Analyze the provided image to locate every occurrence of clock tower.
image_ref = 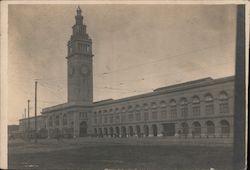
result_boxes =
[67,7,93,104]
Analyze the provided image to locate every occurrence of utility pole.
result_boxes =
[34,81,38,143]
[27,99,30,141]
[24,108,26,132]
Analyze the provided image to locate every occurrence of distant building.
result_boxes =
[8,125,19,133]
[19,115,46,133]
[8,125,20,139]
[20,7,234,142]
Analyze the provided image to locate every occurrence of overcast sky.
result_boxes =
[8,4,236,124]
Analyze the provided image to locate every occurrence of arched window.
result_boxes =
[93,111,97,124]
[180,98,188,117]
[220,120,230,137]
[109,127,114,137]
[160,101,167,119]
[192,121,201,137]
[103,110,108,124]
[109,109,113,124]
[219,91,229,114]
[192,96,200,116]
[136,125,141,137]
[115,108,120,123]
[128,105,134,121]
[170,99,177,119]
[49,116,53,127]
[129,126,134,136]
[121,107,126,122]
[205,93,214,115]
[206,121,215,137]
[152,124,158,136]
[94,128,98,136]
[144,125,149,137]
[63,114,67,126]
[121,126,127,138]
[55,115,59,126]
[143,103,149,121]
[104,128,108,136]
[135,105,141,121]
[98,128,103,137]
[98,111,102,125]
[151,102,158,120]
[115,127,120,137]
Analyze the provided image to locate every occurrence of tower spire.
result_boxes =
[75,6,83,25]
[77,6,82,16]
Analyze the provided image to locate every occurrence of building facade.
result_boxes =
[22,7,234,140]
[19,115,46,133]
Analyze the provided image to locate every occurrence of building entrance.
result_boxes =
[79,121,87,137]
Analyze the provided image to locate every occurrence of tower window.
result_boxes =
[69,46,73,54]
[78,43,84,52]
[87,45,90,52]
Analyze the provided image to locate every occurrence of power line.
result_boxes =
[93,41,235,76]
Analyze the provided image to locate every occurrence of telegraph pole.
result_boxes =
[34,81,38,143]
[24,108,26,132]
[27,99,30,141]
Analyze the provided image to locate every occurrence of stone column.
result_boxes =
[59,113,63,132]
[214,119,221,138]
[157,124,163,137]
[200,120,207,138]
[148,124,153,137]
[74,112,80,138]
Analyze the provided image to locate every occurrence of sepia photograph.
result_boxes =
[0,0,247,170]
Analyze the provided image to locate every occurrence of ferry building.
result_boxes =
[20,7,234,141]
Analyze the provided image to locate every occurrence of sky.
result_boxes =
[8,4,236,125]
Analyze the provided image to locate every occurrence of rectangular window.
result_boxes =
[220,103,229,114]
[152,111,158,120]
[144,112,149,121]
[55,120,59,126]
[104,116,108,124]
[116,115,120,123]
[135,112,141,121]
[121,114,126,122]
[170,107,177,119]
[205,104,214,115]
[98,115,102,124]
[180,107,188,117]
[49,121,53,127]
[128,114,134,121]
[161,110,167,119]
[192,106,200,116]
[110,116,113,124]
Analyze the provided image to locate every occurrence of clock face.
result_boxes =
[80,65,88,75]
[69,66,74,76]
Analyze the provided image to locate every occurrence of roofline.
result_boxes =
[40,75,234,111]
[19,115,44,121]
[41,102,92,113]
[93,75,235,107]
